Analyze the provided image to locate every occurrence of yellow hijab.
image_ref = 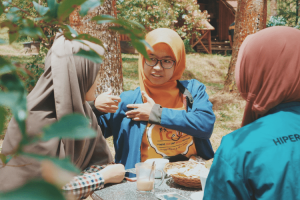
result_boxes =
[138,28,186,108]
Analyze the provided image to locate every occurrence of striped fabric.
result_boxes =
[63,165,106,199]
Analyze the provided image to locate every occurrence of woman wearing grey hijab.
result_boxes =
[0,35,125,197]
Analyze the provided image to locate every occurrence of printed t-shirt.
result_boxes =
[141,95,197,161]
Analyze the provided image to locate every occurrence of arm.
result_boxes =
[62,164,125,199]
[150,81,215,139]
[204,154,251,200]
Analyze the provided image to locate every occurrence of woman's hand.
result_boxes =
[101,164,125,184]
[125,91,155,121]
[95,89,121,113]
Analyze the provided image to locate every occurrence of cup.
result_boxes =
[135,162,164,193]
[200,168,209,193]
[144,158,169,178]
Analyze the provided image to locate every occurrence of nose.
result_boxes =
[153,61,163,70]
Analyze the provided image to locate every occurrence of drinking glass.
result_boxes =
[135,162,164,193]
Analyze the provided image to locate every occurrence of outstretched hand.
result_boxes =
[125,91,155,121]
[95,89,121,113]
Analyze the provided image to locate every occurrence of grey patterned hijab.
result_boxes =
[0,35,113,191]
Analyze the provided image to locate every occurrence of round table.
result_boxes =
[92,177,202,200]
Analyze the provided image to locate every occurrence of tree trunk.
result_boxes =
[224,0,267,92]
[270,0,277,16]
[69,0,123,95]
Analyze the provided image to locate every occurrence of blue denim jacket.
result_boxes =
[97,79,215,170]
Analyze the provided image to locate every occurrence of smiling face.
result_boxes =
[143,43,176,85]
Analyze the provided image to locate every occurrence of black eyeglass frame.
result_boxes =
[144,58,176,69]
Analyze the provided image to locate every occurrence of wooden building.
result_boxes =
[198,0,237,41]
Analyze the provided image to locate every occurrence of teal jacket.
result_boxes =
[204,102,300,200]
[97,79,215,170]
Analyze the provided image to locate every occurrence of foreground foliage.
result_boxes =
[0,0,149,198]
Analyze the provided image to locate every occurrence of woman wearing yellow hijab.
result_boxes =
[94,28,215,169]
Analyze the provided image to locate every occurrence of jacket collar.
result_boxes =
[177,80,194,104]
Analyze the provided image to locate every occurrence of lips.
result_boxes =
[151,74,162,77]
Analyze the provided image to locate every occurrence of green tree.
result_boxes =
[277,0,300,26]
[117,0,208,39]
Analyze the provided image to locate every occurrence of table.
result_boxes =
[190,20,215,54]
[92,177,202,200]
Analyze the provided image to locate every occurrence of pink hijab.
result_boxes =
[235,26,300,127]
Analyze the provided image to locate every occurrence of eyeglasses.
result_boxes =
[145,57,175,69]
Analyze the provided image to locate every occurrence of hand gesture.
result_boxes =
[101,164,125,184]
[125,91,155,121]
[95,89,121,113]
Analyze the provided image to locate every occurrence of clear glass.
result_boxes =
[135,162,164,193]
[145,57,175,69]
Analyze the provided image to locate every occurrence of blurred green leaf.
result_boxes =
[91,14,116,24]
[0,106,7,136]
[9,7,19,12]
[2,1,9,7]
[131,39,150,60]
[22,18,34,27]
[0,39,6,44]
[0,74,27,136]
[79,0,103,16]
[0,57,15,75]
[42,114,96,141]
[58,0,85,21]
[0,2,4,16]
[19,27,45,39]
[23,153,80,174]
[0,180,65,200]
[0,92,27,136]
[0,92,19,107]
[65,25,78,36]
[33,1,49,16]
[47,0,59,18]
[9,31,19,44]
[75,34,103,46]
[1,73,24,92]
[108,26,150,59]
[74,48,103,64]
[6,12,20,23]
[0,153,6,164]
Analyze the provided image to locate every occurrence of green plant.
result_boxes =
[267,16,287,27]
[277,0,299,27]
[0,0,150,198]
[117,0,208,39]
[183,38,195,53]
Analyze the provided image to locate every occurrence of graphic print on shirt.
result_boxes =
[146,124,195,157]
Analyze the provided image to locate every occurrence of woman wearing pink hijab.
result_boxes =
[204,26,300,200]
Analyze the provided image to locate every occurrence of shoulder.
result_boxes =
[179,79,206,95]
[217,112,288,165]
[180,79,205,89]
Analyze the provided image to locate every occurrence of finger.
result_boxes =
[125,110,140,115]
[141,91,155,104]
[109,105,119,110]
[110,96,121,102]
[127,104,142,108]
[132,117,141,121]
